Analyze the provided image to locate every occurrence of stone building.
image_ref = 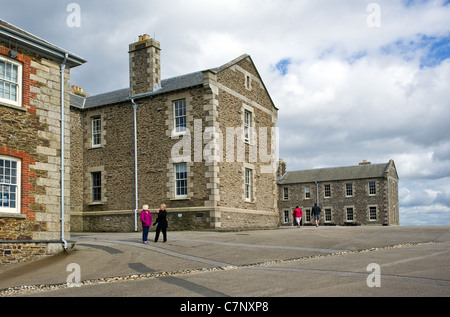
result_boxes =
[70,34,279,232]
[278,160,399,226]
[0,20,85,264]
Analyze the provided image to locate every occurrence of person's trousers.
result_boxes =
[142,226,150,242]
[154,225,167,242]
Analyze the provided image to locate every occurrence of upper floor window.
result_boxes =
[305,186,310,199]
[346,183,353,197]
[0,156,21,213]
[324,184,331,198]
[369,181,376,195]
[283,187,289,200]
[92,117,102,147]
[0,57,22,108]
[174,99,186,134]
[244,110,252,143]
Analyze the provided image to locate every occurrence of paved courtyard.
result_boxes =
[1,226,449,303]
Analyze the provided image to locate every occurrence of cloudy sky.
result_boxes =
[2,0,450,225]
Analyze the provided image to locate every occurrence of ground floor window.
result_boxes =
[346,207,354,221]
[0,156,21,213]
[325,208,332,222]
[369,206,377,221]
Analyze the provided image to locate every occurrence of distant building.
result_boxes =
[278,160,399,226]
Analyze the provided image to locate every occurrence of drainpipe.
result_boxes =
[315,181,319,206]
[60,53,68,250]
[131,99,139,231]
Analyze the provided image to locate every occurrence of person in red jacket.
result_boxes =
[293,206,302,228]
[140,204,152,244]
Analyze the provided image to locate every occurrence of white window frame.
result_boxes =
[369,206,377,221]
[324,184,331,198]
[245,168,253,201]
[283,210,290,223]
[91,171,102,203]
[369,181,376,196]
[0,155,21,214]
[244,110,252,144]
[173,99,187,135]
[175,163,187,198]
[283,187,289,200]
[346,207,354,222]
[305,186,310,199]
[346,183,353,197]
[91,116,102,147]
[324,208,332,222]
[0,56,22,108]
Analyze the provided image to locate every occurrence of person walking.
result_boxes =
[154,203,168,242]
[140,204,152,244]
[293,206,302,228]
[312,203,321,227]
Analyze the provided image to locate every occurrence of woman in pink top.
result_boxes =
[140,204,152,243]
[293,206,302,228]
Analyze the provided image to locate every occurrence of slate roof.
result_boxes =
[70,54,277,111]
[69,55,248,110]
[278,161,395,184]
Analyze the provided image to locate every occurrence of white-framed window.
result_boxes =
[324,184,331,198]
[91,117,102,147]
[283,187,289,200]
[346,183,353,197]
[245,168,253,201]
[369,181,376,195]
[174,99,187,134]
[91,172,102,202]
[305,186,310,199]
[325,208,332,222]
[304,208,311,223]
[0,56,22,108]
[346,207,354,222]
[175,163,187,198]
[244,110,252,143]
[283,210,290,223]
[369,206,377,221]
[0,156,21,213]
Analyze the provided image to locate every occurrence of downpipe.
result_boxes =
[132,99,139,232]
[60,53,68,250]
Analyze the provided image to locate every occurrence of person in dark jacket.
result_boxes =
[312,203,321,227]
[154,203,168,242]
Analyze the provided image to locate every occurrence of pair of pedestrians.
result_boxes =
[140,204,168,243]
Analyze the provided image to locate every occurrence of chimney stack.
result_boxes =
[129,34,161,96]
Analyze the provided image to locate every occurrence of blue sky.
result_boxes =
[2,0,450,225]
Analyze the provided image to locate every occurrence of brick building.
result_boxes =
[0,20,85,263]
[70,35,279,232]
[278,160,399,226]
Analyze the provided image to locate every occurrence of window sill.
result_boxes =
[0,212,26,219]
[171,197,190,201]
[0,102,26,112]
[88,202,105,206]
